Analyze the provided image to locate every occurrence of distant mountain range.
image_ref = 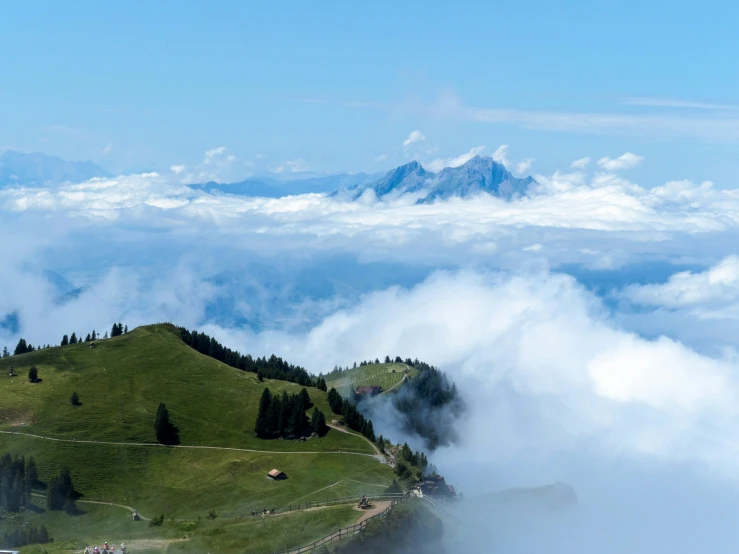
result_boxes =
[334,156,535,203]
[189,172,381,198]
[0,150,535,204]
[0,150,110,187]
[192,156,535,203]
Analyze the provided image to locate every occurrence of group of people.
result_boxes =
[251,507,275,517]
[84,542,126,554]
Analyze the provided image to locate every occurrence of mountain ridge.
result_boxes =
[0,150,110,187]
[335,155,535,203]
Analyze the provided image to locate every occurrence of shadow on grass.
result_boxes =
[26,502,46,513]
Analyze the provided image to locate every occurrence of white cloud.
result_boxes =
[215,269,739,477]
[516,158,534,174]
[492,144,509,168]
[403,130,426,150]
[272,158,311,174]
[101,142,113,155]
[171,147,244,183]
[571,156,591,169]
[523,243,543,252]
[598,152,644,171]
[426,146,485,172]
[619,97,739,111]
[374,154,387,162]
[625,256,739,315]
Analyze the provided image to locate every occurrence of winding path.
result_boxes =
[0,429,380,460]
[30,492,151,521]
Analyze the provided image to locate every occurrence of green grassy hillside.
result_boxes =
[324,363,417,396]
[0,324,369,453]
[0,325,396,553]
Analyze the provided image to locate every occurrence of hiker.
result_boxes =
[252,509,256,516]
[120,544,127,554]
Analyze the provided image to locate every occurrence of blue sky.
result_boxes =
[3,0,739,185]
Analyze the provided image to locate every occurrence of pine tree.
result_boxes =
[299,388,312,409]
[311,407,327,436]
[104,331,108,339]
[385,355,391,363]
[61,334,69,346]
[2,346,8,357]
[26,457,38,489]
[13,338,28,355]
[91,330,97,340]
[154,403,179,445]
[85,333,91,342]
[124,325,128,334]
[254,388,272,438]
[69,332,77,344]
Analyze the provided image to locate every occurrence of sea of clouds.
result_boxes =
[4,154,739,551]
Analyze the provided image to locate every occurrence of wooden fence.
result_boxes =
[273,493,411,554]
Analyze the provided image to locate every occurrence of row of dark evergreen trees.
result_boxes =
[177,327,312,386]
[327,388,375,442]
[61,323,127,346]
[255,388,327,439]
[2,526,52,549]
[2,322,129,358]
[46,467,81,513]
[0,454,37,512]
[324,356,421,375]
[0,454,79,515]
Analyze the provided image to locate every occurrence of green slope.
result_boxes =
[324,363,417,396]
[0,324,395,552]
[0,324,369,453]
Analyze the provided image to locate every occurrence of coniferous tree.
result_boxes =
[26,457,38,489]
[154,403,180,445]
[124,325,128,334]
[385,355,391,363]
[327,388,343,414]
[91,330,97,340]
[69,332,77,344]
[2,346,8,357]
[28,366,38,382]
[85,333,91,342]
[104,331,108,339]
[254,388,272,438]
[61,334,69,346]
[310,407,328,436]
[299,388,313,409]
[14,338,28,355]
[46,467,79,511]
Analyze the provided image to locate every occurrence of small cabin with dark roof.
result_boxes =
[267,469,287,480]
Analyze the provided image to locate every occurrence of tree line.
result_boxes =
[2,526,52,549]
[0,454,37,512]
[327,388,375,442]
[3,322,129,357]
[255,388,327,439]
[0,453,79,515]
[323,356,421,376]
[177,327,312,386]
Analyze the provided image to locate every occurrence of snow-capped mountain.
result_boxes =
[336,156,535,203]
